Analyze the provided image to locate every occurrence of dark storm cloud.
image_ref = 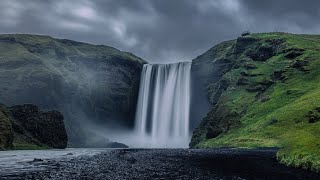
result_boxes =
[240,0,320,33]
[0,0,319,63]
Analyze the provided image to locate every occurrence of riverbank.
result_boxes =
[1,148,318,179]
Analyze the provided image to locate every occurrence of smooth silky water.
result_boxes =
[134,62,192,148]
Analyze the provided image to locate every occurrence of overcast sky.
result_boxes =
[0,0,319,63]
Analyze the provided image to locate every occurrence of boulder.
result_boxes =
[107,142,129,148]
[9,104,68,149]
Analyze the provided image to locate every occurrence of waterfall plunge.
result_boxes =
[134,62,191,148]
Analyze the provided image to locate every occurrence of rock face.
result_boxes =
[9,104,68,149]
[190,40,235,130]
[0,34,146,146]
[0,104,67,150]
[190,32,320,171]
[107,142,129,148]
[0,105,14,150]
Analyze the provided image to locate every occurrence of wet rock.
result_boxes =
[241,31,251,37]
[32,158,44,162]
[9,104,68,149]
[107,142,129,148]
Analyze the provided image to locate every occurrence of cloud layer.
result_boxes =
[0,0,319,63]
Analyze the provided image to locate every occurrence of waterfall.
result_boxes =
[134,62,191,148]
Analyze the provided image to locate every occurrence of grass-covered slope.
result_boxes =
[0,34,146,147]
[190,33,320,171]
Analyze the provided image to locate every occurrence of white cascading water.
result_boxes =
[134,62,191,148]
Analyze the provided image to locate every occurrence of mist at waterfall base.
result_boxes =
[84,62,192,148]
[67,61,194,149]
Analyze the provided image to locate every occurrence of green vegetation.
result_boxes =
[191,33,320,171]
[0,34,146,147]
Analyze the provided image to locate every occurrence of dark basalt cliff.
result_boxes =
[0,104,67,149]
[0,34,146,146]
[190,33,320,171]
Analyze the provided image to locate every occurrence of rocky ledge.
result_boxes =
[0,104,68,150]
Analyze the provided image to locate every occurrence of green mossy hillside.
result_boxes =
[0,34,146,147]
[190,33,320,171]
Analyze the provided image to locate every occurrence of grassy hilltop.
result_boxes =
[191,32,320,171]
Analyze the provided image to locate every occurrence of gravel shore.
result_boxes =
[1,148,319,180]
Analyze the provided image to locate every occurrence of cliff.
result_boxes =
[0,34,146,146]
[190,33,320,171]
[0,104,67,150]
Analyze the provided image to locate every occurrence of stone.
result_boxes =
[32,158,44,162]
[107,142,129,148]
[9,104,68,149]
[241,31,251,37]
